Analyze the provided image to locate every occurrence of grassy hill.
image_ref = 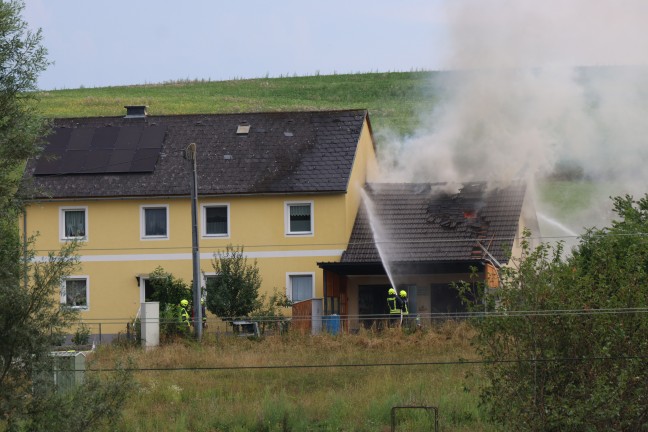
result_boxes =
[36,71,438,138]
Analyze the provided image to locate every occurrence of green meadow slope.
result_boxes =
[36,71,438,138]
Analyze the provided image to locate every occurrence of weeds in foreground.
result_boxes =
[87,322,495,431]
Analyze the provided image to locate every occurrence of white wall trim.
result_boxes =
[59,206,88,242]
[61,275,90,311]
[34,249,344,263]
[138,275,149,303]
[200,203,230,238]
[284,200,314,237]
[140,204,170,240]
[286,271,315,301]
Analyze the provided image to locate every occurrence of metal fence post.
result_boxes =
[391,405,439,432]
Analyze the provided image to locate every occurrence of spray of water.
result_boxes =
[537,212,578,238]
[360,188,397,288]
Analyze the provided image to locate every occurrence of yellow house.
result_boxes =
[22,107,378,339]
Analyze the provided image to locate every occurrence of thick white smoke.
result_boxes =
[378,0,648,239]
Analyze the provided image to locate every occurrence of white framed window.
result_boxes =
[59,206,88,240]
[140,205,169,239]
[285,201,313,236]
[61,276,89,310]
[203,273,219,300]
[287,273,314,302]
[201,204,229,237]
[137,275,154,303]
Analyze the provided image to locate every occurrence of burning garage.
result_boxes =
[317,181,539,331]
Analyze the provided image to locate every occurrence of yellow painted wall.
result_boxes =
[344,118,379,243]
[23,122,379,335]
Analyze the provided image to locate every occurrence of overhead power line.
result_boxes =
[86,355,648,373]
[25,229,648,256]
[76,307,648,323]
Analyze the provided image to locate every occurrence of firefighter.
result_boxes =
[386,287,403,328]
[200,298,207,328]
[178,299,190,333]
[399,290,409,328]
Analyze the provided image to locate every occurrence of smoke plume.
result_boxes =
[378,0,648,240]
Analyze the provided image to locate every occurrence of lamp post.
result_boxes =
[185,143,202,340]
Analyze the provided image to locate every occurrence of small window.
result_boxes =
[141,205,168,239]
[286,202,313,235]
[61,277,89,309]
[60,207,87,240]
[204,274,220,304]
[144,279,156,302]
[137,276,154,303]
[204,274,220,293]
[288,274,313,302]
[202,205,229,237]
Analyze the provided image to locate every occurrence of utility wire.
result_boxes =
[85,355,648,373]
[27,231,648,255]
[77,307,648,322]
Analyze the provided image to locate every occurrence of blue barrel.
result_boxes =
[324,314,340,335]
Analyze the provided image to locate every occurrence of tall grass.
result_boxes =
[89,322,496,431]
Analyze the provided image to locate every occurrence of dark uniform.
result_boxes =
[399,290,409,328]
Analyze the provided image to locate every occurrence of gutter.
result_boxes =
[24,190,349,204]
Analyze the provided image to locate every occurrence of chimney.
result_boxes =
[124,105,148,118]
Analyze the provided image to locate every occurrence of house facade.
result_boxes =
[22,107,378,339]
[318,181,539,331]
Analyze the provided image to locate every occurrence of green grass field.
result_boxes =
[90,323,496,432]
[35,71,438,139]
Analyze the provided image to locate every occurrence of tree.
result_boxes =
[147,266,192,338]
[249,289,293,334]
[0,219,136,430]
[148,266,192,310]
[0,2,134,429]
[0,0,49,212]
[458,196,648,431]
[206,245,262,320]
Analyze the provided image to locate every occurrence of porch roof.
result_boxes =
[317,260,484,276]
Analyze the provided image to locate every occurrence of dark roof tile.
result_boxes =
[24,110,369,199]
[342,182,526,265]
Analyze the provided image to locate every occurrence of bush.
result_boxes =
[206,245,262,320]
[71,323,91,346]
[457,195,648,431]
[250,289,293,335]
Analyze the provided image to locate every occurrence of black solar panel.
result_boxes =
[68,128,94,150]
[92,127,119,150]
[34,125,165,175]
[82,150,107,173]
[131,148,162,172]
[108,149,135,173]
